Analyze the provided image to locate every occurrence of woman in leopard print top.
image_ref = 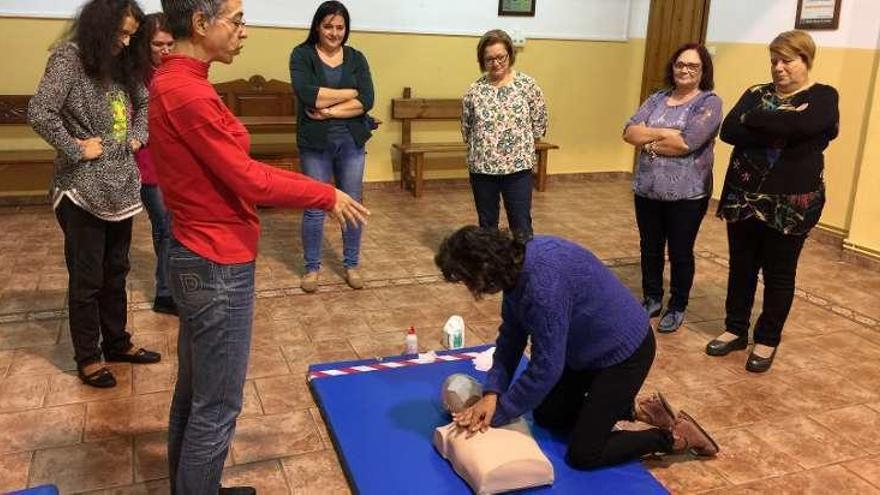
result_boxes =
[27,0,161,388]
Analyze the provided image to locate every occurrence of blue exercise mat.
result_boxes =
[308,345,667,494]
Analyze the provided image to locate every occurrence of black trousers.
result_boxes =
[634,195,709,311]
[725,218,807,347]
[470,170,533,240]
[55,197,133,366]
[533,331,673,469]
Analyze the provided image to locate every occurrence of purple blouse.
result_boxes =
[625,90,722,201]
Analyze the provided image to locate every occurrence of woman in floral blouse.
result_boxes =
[462,29,547,240]
[705,31,839,373]
[624,44,722,333]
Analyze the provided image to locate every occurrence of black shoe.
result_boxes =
[77,366,117,388]
[746,346,778,373]
[642,298,663,318]
[105,347,162,364]
[219,487,256,495]
[705,334,749,356]
[153,295,178,316]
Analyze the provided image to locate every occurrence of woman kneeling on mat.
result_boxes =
[435,226,718,468]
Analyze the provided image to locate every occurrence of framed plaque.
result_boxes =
[498,0,536,17]
[795,0,842,30]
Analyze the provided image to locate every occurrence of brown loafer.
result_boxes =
[637,392,677,430]
[673,410,720,457]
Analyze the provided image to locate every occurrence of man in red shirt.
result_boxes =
[153,1,368,493]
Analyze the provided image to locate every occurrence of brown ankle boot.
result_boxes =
[301,271,319,293]
[672,410,719,457]
[637,392,676,430]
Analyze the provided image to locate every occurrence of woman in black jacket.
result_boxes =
[290,0,374,292]
[705,30,839,372]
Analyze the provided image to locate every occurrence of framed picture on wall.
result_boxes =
[498,0,536,17]
[795,0,842,30]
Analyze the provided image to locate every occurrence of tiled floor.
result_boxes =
[1,177,879,494]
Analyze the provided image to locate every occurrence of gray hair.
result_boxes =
[161,0,225,39]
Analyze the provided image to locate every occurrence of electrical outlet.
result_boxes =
[510,29,527,47]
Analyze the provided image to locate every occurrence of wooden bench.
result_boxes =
[214,75,299,171]
[391,87,558,198]
[0,76,301,202]
[0,95,53,203]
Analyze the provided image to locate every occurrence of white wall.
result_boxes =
[0,0,638,41]
[707,0,880,49]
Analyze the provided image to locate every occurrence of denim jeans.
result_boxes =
[725,218,807,347]
[299,133,365,272]
[55,196,134,366]
[140,185,172,298]
[633,195,709,311]
[470,169,533,240]
[167,238,255,494]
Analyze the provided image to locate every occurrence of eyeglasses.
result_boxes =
[220,15,247,30]
[673,62,702,73]
[484,53,509,66]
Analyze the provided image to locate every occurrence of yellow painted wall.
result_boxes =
[0,17,647,183]
[708,42,878,233]
[845,50,880,256]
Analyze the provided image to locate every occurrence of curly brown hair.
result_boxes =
[67,0,150,87]
[435,226,526,299]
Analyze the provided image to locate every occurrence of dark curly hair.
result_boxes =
[67,0,150,87]
[435,226,526,298]
[663,43,714,91]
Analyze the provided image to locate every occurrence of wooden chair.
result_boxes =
[391,87,558,198]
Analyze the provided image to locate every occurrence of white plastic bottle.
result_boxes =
[404,325,418,355]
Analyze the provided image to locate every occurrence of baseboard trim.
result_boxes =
[842,241,880,272]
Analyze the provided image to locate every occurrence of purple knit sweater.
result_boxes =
[485,236,649,426]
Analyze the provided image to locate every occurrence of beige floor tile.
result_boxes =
[702,428,802,485]
[0,374,50,413]
[0,451,32,493]
[85,392,171,440]
[0,319,61,350]
[254,374,314,415]
[281,449,351,495]
[746,415,865,469]
[29,437,133,493]
[231,410,323,464]
[0,404,85,455]
[810,405,880,450]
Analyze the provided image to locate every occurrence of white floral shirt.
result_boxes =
[461,71,548,175]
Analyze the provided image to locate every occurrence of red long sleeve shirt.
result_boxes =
[148,55,335,264]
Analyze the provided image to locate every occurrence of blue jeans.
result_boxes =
[470,169,534,240]
[140,185,172,298]
[299,133,365,272]
[167,238,255,494]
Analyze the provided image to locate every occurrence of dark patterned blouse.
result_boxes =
[717,83,839,235]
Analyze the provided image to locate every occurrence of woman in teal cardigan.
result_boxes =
[290,0,374,292]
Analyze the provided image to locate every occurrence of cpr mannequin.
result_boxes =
[434,374,554,494]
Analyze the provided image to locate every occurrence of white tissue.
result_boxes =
[473,347,496,372]
[417,351,438,363]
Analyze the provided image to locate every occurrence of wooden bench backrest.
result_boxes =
[0,95,30,125]
[2,74,295,125]
[213,75,296,117]
[391,87,463,145]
